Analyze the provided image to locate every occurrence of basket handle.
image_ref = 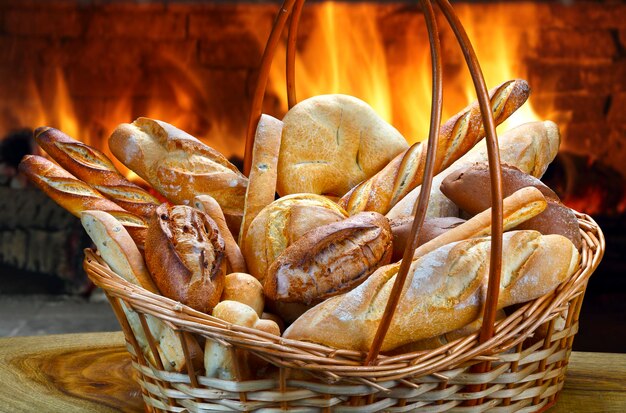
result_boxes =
[244,0,504,366]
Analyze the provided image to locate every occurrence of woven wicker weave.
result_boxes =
[84,212,603,412]
[84,0,606,410]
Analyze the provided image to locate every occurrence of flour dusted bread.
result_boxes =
[284,230,579,352]
[277,94,408,197]
[145,204,226,313]
[264,212,393,305]
[242,193,348,283]
[108,117,247,223]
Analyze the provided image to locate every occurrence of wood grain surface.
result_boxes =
[0,332,624,412]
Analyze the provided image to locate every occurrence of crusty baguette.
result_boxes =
[194,194,247,273]
[18,155,148,247]
[264,211,393,305]
[390,217,466,262]
[35,127,159,221]
[339,79,530,215]
[239,114,283,245]
[145,204,226,314]
[284,230,579,351]
[242,194,348,283]
[386,120,561,221]
[80,210,200,372]
[441,162,582,250]
[108,117,247,221]
[277,94,409,197]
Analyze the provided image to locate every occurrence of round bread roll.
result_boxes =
[242,193,348,283]
[145,204,226,313]
[390,216,466,262]
[264,211,393,305]
[221,273,264,317]
[440,162,582,250]
[277,94,408,197]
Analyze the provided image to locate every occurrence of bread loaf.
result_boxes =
[205,301,280,380]
[80,210,201,372]
[390,217,466,262]
[18,155,148,247]
[277,94,409,197]
[386,120,561,221]
[221,272,264,317]
[239,114,282,245]
[35,127,159,221]
[264,212,393,305]
[145,204,226,313]
[284,230,579,351]
[339,79,530,215]
[108,117,247,224]
[242,194,348,283]
[441,162,582,250]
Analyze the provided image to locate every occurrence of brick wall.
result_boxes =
[1,0,625,175]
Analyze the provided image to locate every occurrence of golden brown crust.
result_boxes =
[242,194,348,283]
[221,273,264,317]
[390,217,466,262]
[18,155,148,247]
[145,204,226,313]
[35,127,159,221]
[441,162,582,250]
[284,231,579,352]
[109,117,247,214]
[339,79,530,215]
[239,114,283,245]
[264,212,393,305]
[277,94,408,197]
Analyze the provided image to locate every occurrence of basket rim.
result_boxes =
[84,211,604,382]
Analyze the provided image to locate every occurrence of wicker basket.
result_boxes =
[84,0,606,411]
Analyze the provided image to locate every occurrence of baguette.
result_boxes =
[18,155,148,247]
[108,117,248,223]
[390,217,465,262]
[80,210,201,372]
[386,120,561,221]
[284,230,579,351]
[239,114,283,245]
[35,127,159,221]
[339,79,530,215]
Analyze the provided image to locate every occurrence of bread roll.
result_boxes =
[205,301,279,380]
[239,114,282,245]
[221,273,264,317]
[284,230,579,352]
[80,210,200,372]
[242,194,348,283]
[145,204,226,313]
[108,117,247,222]
[18,155,148,247]
[339,79,530,215]
[35,127,159,221]
[440,162,582,250]
[264,212,393,305]
[277,94,408,197]
[386,120,561,221]
[390,217,466,262]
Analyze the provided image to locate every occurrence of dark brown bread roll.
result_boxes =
[263,211,393,305]
[390,216,466,262]
[145,204,226,313]
[440,162,582,250]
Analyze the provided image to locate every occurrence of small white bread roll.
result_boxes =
[205,301,280,380]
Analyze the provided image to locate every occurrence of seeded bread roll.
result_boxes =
[277,94,408,197]
[440,162,582,250]
[109,117,247,227]
[242,194,348,283]
[18,155,148,247]
[145,204,226,314]
[264,212,393,305]
[35,126,159,221]
[284,230,579,352]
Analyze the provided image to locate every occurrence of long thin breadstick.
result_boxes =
[413,186,547,259]
[194,195,247,274]
[339,79,530,215]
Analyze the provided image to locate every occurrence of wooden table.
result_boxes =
[0,332,624,412]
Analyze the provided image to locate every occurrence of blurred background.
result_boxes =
[0,0,624,352]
